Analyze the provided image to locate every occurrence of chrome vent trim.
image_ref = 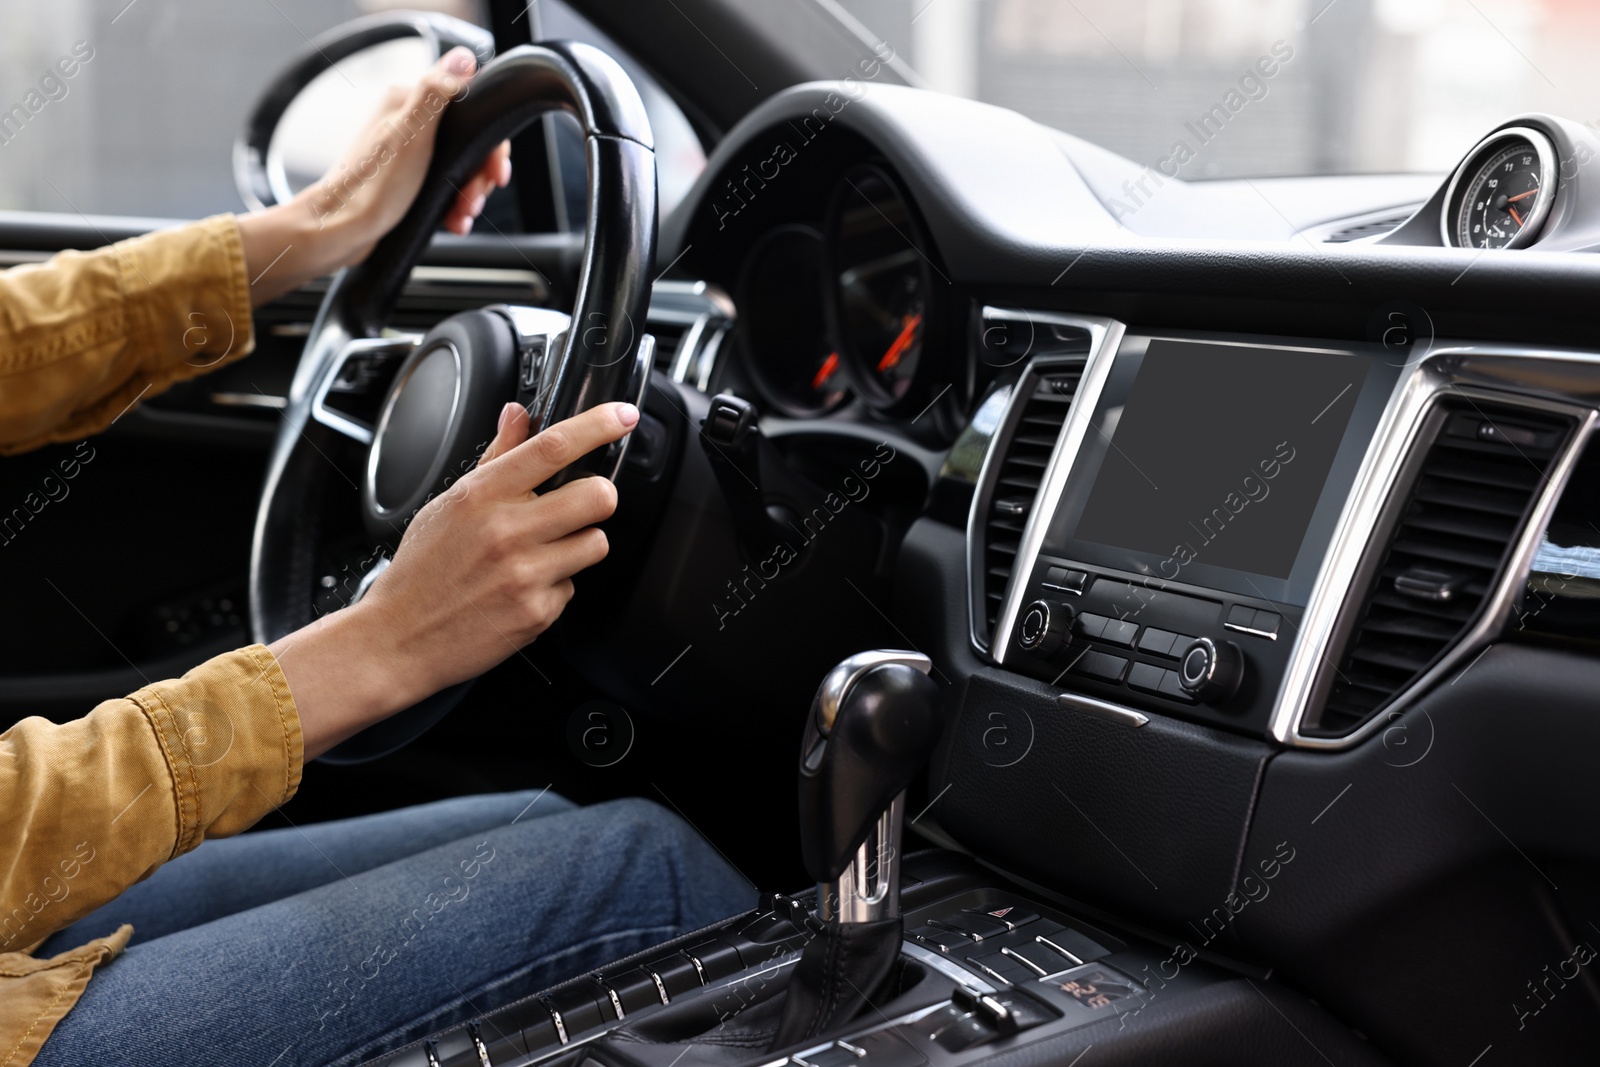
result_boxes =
[1274,352,1596,750]
[646,280,735,388]
[1308,399,1576,737]
[968,310,1124,659]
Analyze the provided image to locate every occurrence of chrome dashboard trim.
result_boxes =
[986,312,1126,663]
[1276,357,1595,749]
[1056,692,1149,728]
[963,379,1015,655]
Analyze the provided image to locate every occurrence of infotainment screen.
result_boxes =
[1043,336,1396,605]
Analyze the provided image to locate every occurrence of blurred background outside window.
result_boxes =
[839,0,1600,177]
[0,0,704,222]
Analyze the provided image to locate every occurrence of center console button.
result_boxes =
[963,904,1038,931]
[1100,618,1139,647]
[1176,637,1243,704]
[1073,612,1109,640]
[909,924,974,952]
[1127,662,1167,695]
[929,912,1010,941]
[1017,599,1072,656]
[1068,649,1128,683]
[1136,628,1180,657]
[682,938,745,982]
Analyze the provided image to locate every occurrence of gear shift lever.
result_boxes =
[772,650,942,1049]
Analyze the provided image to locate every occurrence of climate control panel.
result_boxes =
[1005,556,1298,736]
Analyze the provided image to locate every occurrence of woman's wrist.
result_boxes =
[236,195,369,307]
[269,600,427,758]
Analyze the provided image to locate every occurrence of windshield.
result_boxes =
[834,0,1600,179]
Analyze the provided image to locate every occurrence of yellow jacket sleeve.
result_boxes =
[0,214,256,456]
[0,646,304,1066]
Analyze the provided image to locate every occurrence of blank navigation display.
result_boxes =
[1073,340,1369,581]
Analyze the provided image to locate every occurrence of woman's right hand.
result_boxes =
[270,401,637,757]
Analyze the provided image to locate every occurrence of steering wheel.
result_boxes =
[250,42,658,763]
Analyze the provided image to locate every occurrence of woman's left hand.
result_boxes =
[237,46,511,305]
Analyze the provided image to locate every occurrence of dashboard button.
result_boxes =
[1156,670,1197,704]
[1073,612,1109,639]
[1017,599,1072,656]
[967,951,1035,986]
[1069,650,1128,683]
[1226,604,1255,629]
[1177,637,1243,704]
[1127,662,1166,695]
[910,925,974,952]
[932,913,1011,941]
[1136,628,1179,656]
[1100,619,1139,647]
[1250,610,1281,636]
[964,905,1038,931]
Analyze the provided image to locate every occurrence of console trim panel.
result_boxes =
[975,317,1600,750]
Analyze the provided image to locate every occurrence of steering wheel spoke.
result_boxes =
[310,335,422,445]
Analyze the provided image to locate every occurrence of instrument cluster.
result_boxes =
[733,164,945,420]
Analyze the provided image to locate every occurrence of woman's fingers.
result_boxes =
[482,403,639,494]
[536,526,613,581]
[445,140,512,234]
[477,402,530,468]
[524,473,620,543]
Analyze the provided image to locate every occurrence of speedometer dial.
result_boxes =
[1443,128,1557,250]
[738,226,849,417]
[828,165,939,412]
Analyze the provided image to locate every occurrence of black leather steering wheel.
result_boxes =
[250,41,657,763]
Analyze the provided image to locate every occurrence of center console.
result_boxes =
[998,334,1402,736]
[366,852,1383,1067]
[365,648,1389,1067]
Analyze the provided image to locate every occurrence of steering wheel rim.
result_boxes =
[249,41,658,762]
[234,10,495,212]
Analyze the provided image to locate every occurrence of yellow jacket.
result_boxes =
[0,216,304,1066]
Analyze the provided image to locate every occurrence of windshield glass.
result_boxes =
[834,0,1600,178]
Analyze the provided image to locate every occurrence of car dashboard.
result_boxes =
[633,80,1600,1064]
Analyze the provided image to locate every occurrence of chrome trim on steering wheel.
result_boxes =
[309,335,421,445]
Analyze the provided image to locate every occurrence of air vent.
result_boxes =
[1310,400,1573,736]
[976,361,1084,646]
[645,281,735,387]
[1323,209,1415,243]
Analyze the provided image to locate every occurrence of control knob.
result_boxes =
[1017,599,1072,657]
[1177,637,1242,704]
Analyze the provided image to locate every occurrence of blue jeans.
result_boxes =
[33,790,754,1067]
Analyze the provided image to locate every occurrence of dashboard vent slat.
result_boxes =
[977,363,1083,644]
[1312,400,1573,736]
[1323,209,1416,243]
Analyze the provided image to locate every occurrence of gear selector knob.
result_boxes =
[797,650,941,919]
